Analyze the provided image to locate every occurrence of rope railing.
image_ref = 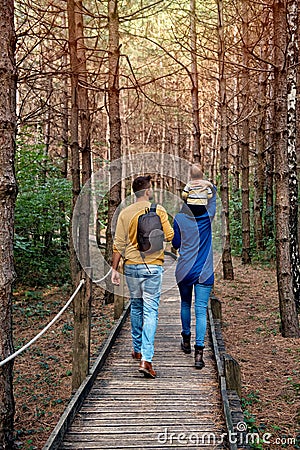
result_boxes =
[0,279,85,368]
[93,267,112,284]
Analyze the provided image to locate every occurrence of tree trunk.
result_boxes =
[232,68,240,195]
[273,0,300,337]
[254,66,267,251]
[211,88,219,183]
[232,50,241,224]
[240,0,251,264]
[59,32,69,251]
[190,0,201,163]
[76,0,92,269]
[287,0,300,310]
[104,0,122,304]
[217,0,234,280]
[174,85,182,196]
[0,0,17,447]
[61,15,69,182]
[160,103,166,204]
[67,0,81,287]
[67,0,93,389]
[265,73,275,240]
[297,6,300,248]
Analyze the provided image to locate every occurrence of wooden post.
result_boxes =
[224,354,241,398]
[72,268,92,392]
[114,262,125,320]
[210,294,222,321]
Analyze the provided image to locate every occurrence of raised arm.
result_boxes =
[206,185,217,218]
[172,218,181,250]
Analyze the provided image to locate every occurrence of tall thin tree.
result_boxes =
[0,0,17,447]
[67,0,93,390]
[104,0,122,303]
[76,0,92,269]
[287,0,300,310]
[190,0,201,163]
[253,38,268,252]
[265,71,275,240]
[273,0,300,337]
[240,0,251,264]
[67,0,81,285]
[217,0,234,280]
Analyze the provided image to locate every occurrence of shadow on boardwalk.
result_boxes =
[59,256,226,449]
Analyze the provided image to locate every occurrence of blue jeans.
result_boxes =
[178,282,213,347]
[124,264,163,362]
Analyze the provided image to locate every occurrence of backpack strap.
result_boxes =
[141,203,158,274]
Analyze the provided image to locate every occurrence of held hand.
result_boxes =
[111,268,120,286]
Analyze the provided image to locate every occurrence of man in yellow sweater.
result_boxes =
[111,175,174,378]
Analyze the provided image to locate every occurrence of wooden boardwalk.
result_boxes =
[59,256,226,449]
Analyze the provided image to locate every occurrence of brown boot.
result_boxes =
[181,332,191,354]
[195,345,205,369]
[131,350,142,360]
[139,360,157,378]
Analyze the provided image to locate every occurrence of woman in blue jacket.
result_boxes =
[172,186,216,369]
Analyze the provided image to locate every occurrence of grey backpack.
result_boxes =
[137,204,164,254]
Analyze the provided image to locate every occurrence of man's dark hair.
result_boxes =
[132,175,151,198]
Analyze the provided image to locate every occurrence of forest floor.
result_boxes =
[12,258,299,449]
[214,258,300,449]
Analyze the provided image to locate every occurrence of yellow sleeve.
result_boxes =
[113,211,127,255]
[158,206,174,242]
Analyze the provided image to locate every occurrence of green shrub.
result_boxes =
[14,130,72,286]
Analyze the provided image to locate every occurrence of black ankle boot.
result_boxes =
[194,345,205,369]
[181,332,191,354]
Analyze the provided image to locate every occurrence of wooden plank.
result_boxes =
[68,419,215,426]
[66,426,222,434]
[210,294,222,321]
[224,354,242,398]
[61,444,224,450]
[208,301,224,377]
[61,428,225,447]
[78,408,222,415]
